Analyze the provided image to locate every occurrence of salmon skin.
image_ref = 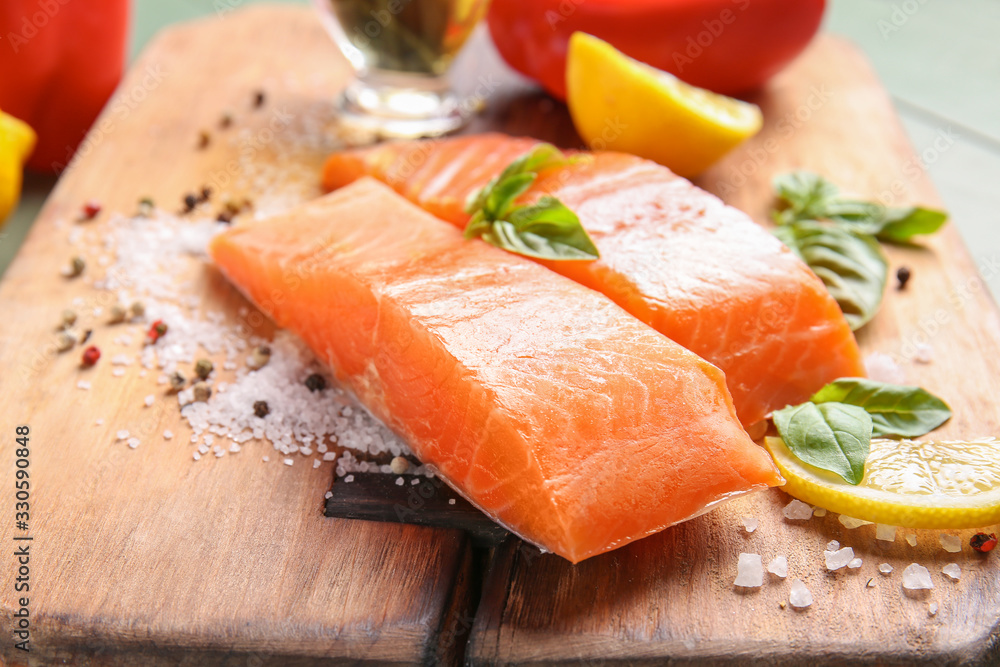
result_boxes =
[322,134,866,427]
[210,178,783,563]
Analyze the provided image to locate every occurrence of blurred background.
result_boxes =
[3,0,998,297]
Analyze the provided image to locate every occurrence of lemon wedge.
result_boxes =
[0,110,36,225]
[764,436,1000,529]
[566,32,762,179]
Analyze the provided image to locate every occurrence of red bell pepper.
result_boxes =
[0,0,129,172]
[487,0,826,100]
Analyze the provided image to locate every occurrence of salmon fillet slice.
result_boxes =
[209,178,783,563]
[322,134,866,427]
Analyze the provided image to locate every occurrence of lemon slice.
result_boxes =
[0,110,36,224]
[764,436,1000,528]
[566,32,762,179]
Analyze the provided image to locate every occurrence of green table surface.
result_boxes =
[4,0,999,299]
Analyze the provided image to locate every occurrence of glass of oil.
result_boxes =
[315,0,490,138]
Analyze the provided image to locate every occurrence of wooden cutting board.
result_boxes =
[1,6,998,666]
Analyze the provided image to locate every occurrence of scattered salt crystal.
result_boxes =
[322,452,336,461]
[825,547,855,571]
[742,517,759,533]
[734,553,764,588]
[95,418,104,425]
[879,563,893,574]
[214,449,225,458]
[839,515,873,529]
[262,456,269,462]
[157,374,169,385]
[928,602,938,616]
[864,352,906,384]
[283,458,293,466]
[344,474,355,483]
[448,498,456,505]
[116,430,130,441]
[848,557,863,569]
[139,370,147,377]
[867,578,876,588]
[144,394,155,407]
[229,443,241,453]
[913,343,934,364]
[395,477,404,486]
[876,524,897,542]
[126,437,140,449]
[198,444,209,454]
[812,507,827,517]
[312,459,320,468]
[411,478,420,485]
[77,380,91,390]
[193,452,201,461]
[826,540,840,551]
[940,534,962,553]
[111,354,132,365]
[112,368,126,377]
[163,430,173,440]
[902,563,934,590]
[783,499,813,520]
[905,534,918,547]
[767,555,788,578]
[324,491,333,499]
[942,563,961,581]
[788,579,812,608]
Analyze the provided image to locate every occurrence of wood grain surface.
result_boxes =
[0,7,477,666]
[1,5,999,666]
[467,36,1000,667]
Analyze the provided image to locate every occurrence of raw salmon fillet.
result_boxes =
[210,178,783,563]
[322,134,866,427]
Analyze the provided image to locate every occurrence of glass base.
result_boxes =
[336,76,467,140]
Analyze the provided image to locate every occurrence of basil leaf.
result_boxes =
[774,221,888,330]
[463,145,600,262]
[875,206,948,243]
[484,219,600,261]
[772,171,840,225]
[485,172,536,220]
[465,143,567,215]
[810,377,951,438]
[773,402,873,485]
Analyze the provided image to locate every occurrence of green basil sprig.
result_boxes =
[772,378,952,485]
[772,171,948,243]
[463,144,600,261]
[773,402,872,485]
[810,377,951,438]
[774,221,887,330]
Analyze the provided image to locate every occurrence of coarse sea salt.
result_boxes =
[905,534,918,547]
[902,563,934,590]
[848,557,863,569]
[879,563,894,574]
[77,380,91,390]
[767,555,788,578]
[734,553,763,588]
[742,517,758,533]
[942,563,961,581]
[876,524,897,542]
[838,515,873,529]
[812,507,827,517]
[144,394,155,407]
[940,534,962,553]
[788,579,812,608]
[826,540,840,552]
[116,430,130,441]
[864,352,906,384]
[163,430,173,440]
[783,499,813,521]
[928,602,938,616]
[825,547,855,571]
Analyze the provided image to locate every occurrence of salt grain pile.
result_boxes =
[73,207,427,478]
